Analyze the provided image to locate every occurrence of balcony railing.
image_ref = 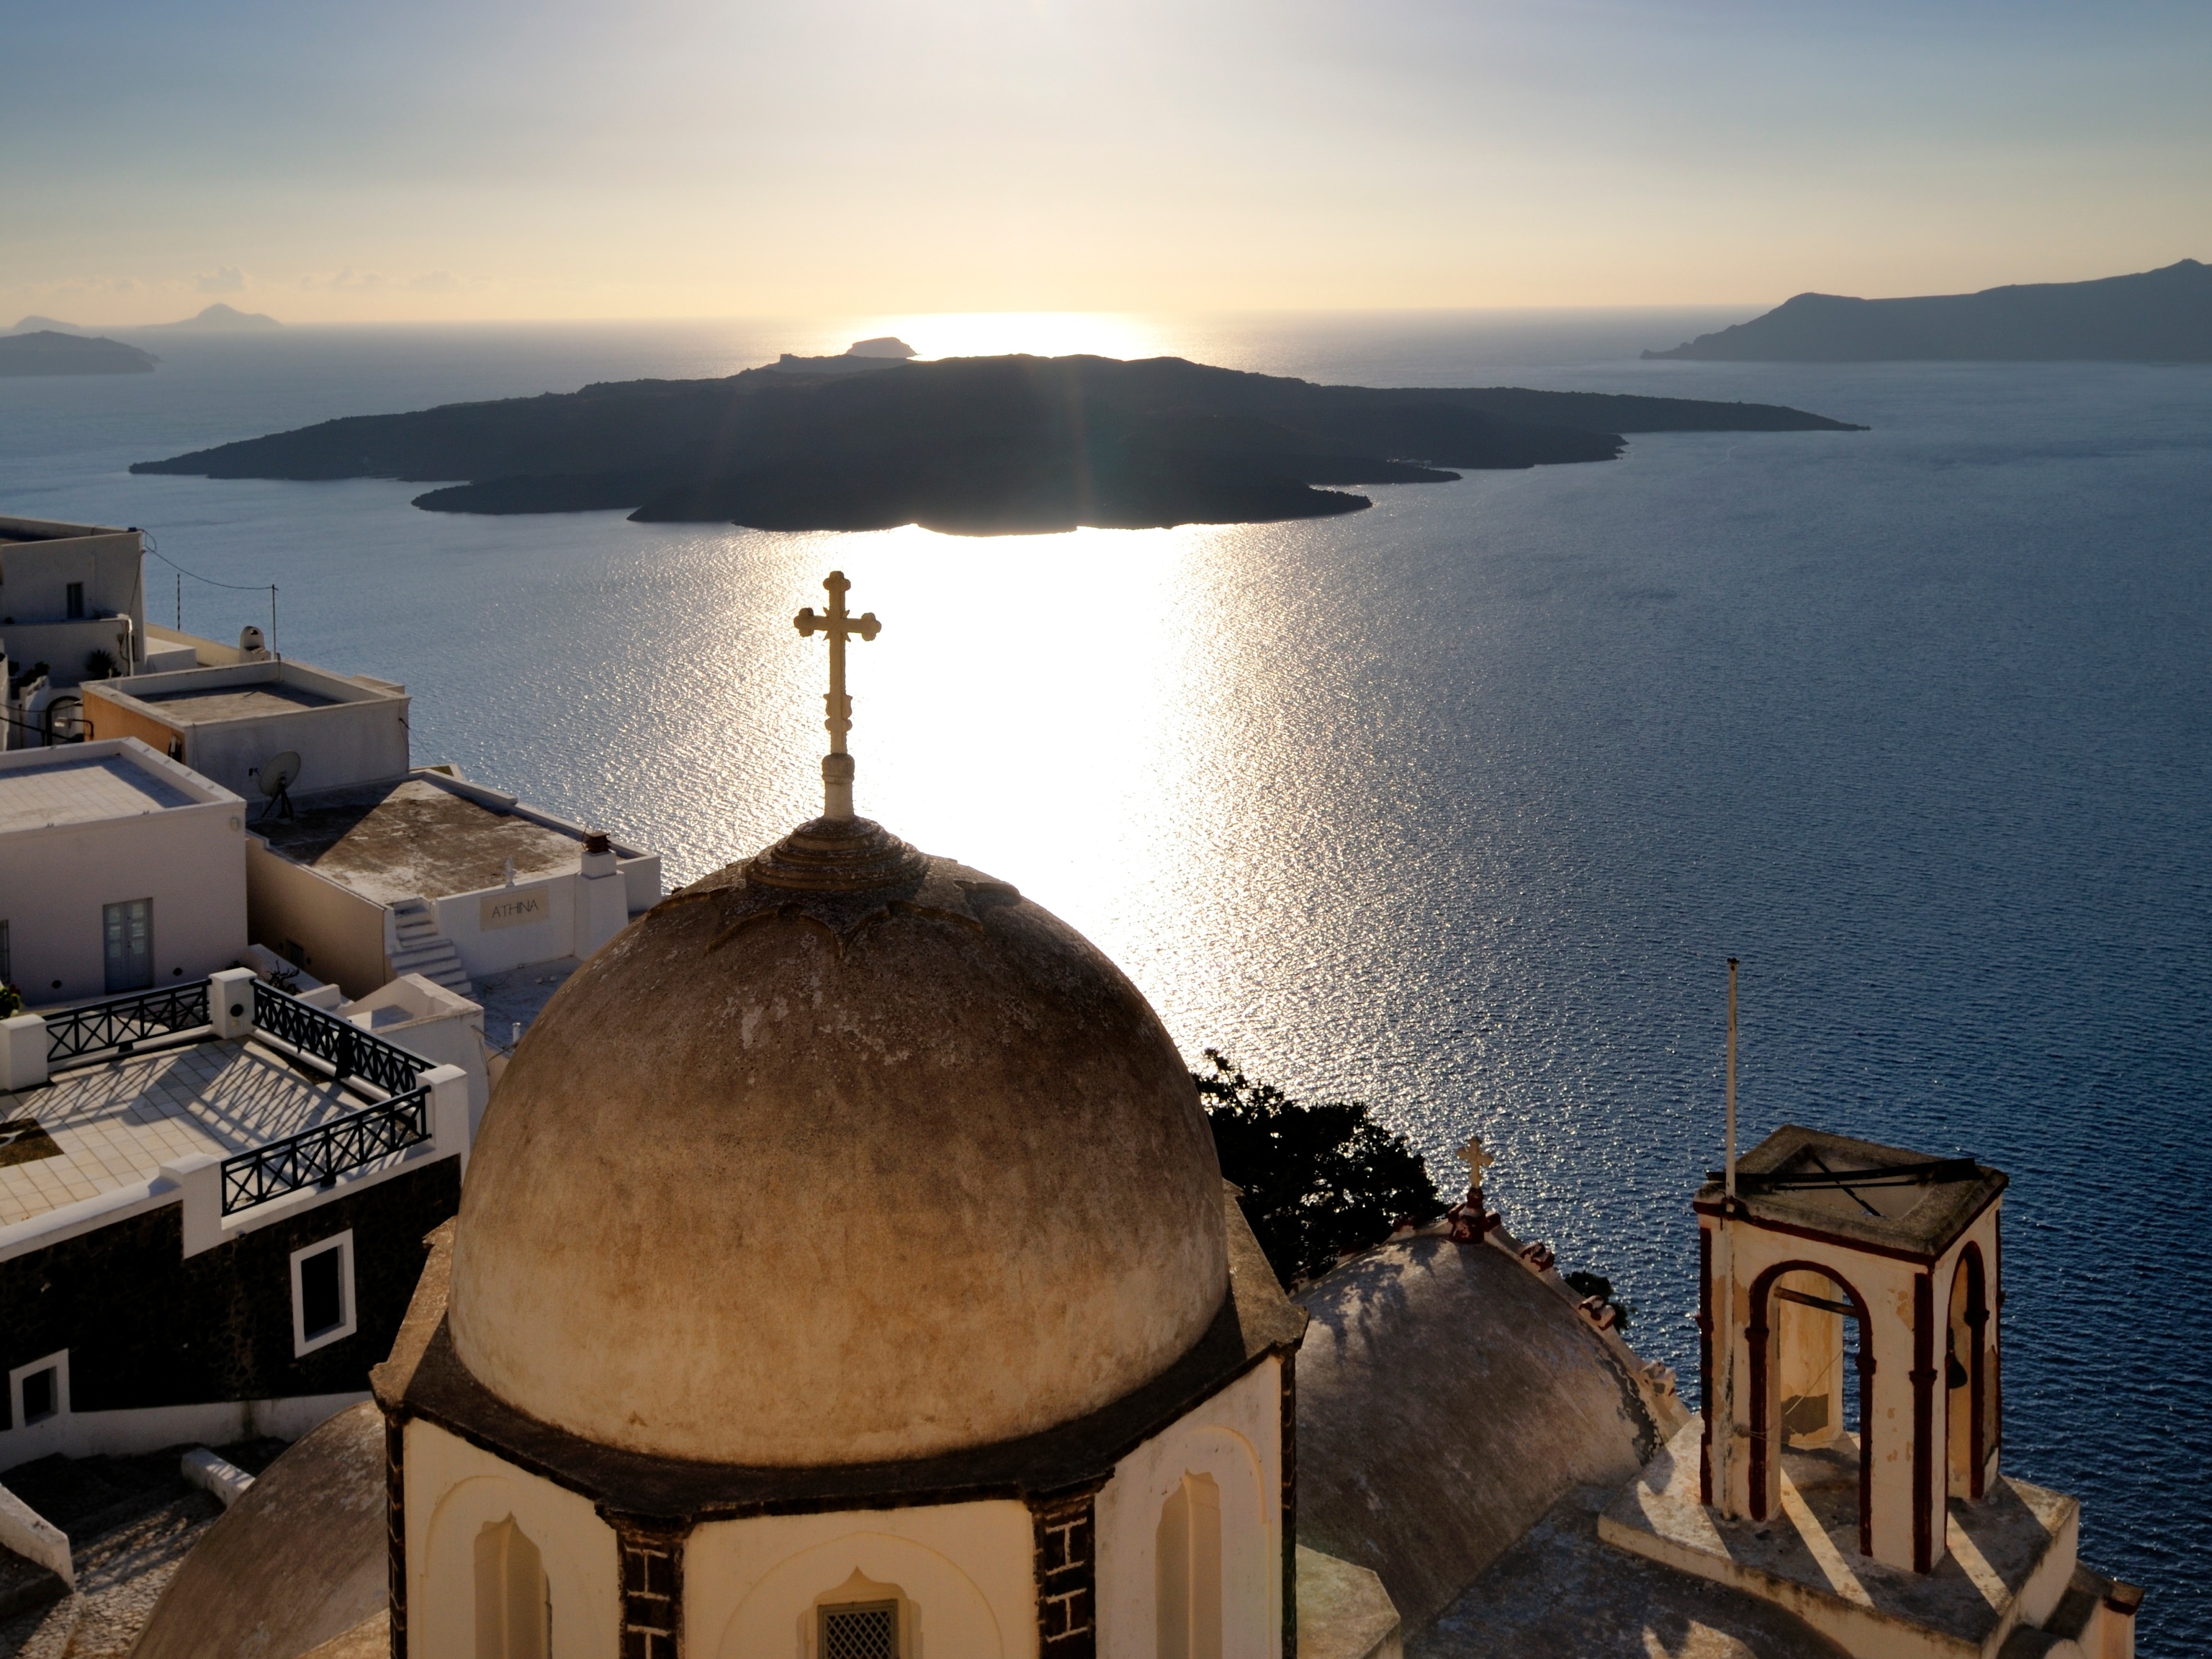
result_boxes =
[251,976,424,1095]
[220,1086,432,1215]
[35,976,445,1215]
[45,980,212,1067]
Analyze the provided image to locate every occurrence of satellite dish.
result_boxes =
[258,750,301,821]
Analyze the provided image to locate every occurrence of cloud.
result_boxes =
[300,266,387,291]
[295,266,484,295]
[195,266,248,293]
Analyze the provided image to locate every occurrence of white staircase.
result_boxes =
[388,898,474,996]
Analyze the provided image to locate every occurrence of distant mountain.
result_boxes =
[0,331,158,377]
[132,352,1861,535]
[1645,259,2212,362]
[135,303,282,333]
[9,315,84,335]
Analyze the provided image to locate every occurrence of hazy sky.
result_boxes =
[11,0,2210,324]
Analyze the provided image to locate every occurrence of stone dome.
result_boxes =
[447,814,1230,1468]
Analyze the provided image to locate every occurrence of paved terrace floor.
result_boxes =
[0,1040,364,1229]
[253,778,585,905]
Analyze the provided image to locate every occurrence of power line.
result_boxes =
[138,534,278,656]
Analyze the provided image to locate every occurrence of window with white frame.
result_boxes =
[290,1231,357,1357]
[9,1349,68,1429]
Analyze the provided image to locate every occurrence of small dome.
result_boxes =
[449,816,1229,1467]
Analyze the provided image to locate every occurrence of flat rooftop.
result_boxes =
[0,1039,370,1230]
[0,753,199,834]
[255,778,587,905]
[136,681,340,720]
[1695,1125,2008,1259]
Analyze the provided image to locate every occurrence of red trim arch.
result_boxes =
[1745,1259,1875,1560]
[1698,1224,1715,1507]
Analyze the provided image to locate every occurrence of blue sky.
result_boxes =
[10,0,2209,321]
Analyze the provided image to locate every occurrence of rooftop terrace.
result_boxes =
[255,776,599,905]
[1,1040,362,1230]
[132,681,339,719]
[0,747,215,835]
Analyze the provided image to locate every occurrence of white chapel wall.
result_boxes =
[405,1419,621,1659]
[1094,1356,1282,1659]
[685,1498,1035,1659]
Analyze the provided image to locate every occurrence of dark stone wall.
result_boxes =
[0,1156,459,1430]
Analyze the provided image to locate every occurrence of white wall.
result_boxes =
[89,659,411,804]
[686,1499,1037,1659]
[1095,1358,1283,1659]
[0,740,247,1005]
[342,972,492,1126]
[433,877,576,982]
[2,618,141,692]
[0,521,143,626]
[245,835,390,998]
[405,1419,621,1659]
[0,1389,366,1475]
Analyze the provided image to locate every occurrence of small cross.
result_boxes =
[793,570,881,821]
[1455,1136,1496,1189]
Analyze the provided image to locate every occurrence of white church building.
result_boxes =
[370,572,1305,1659]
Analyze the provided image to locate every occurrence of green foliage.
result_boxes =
[83,647,117,679]
[0,984,19,1019]
[1196,1049,1444,1289]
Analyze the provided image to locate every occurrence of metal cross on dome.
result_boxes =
[793,570,881,822]
[1455,1136,1496,1190]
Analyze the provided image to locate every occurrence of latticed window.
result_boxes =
[819,1600,898,1659]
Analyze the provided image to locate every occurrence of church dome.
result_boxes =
[446,812,1231,1468]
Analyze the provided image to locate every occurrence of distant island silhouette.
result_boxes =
[132,350,1863,534]
[9,315,86,335]
[135,302,282,333]
[1646,258,2211,361]
[0,331,158,377]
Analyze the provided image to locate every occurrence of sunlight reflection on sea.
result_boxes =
[1,321,2206,1649]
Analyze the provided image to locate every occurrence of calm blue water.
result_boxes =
[4,316,2207,1649]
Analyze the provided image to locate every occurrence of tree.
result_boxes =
[1195,1049,1444,1289]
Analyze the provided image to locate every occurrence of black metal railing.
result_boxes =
[45,979,212,1066]
[251,977,424,1096]
[220,1086,431,1215]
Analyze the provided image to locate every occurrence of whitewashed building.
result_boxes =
[0,738,248,1007]
[1,968,472,1471]
[84,656,410,805]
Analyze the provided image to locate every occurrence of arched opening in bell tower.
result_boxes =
[1947,1244,1992,1499]
[1748,1261,1874,1560]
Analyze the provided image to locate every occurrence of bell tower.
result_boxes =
[1698,1125,2003,1574]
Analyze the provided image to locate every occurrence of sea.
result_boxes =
[2,312,2206,1650]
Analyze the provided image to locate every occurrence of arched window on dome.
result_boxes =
[1156,1473,1223,1659]
[473,1516,550,1659]
[814,1569,909,1659]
